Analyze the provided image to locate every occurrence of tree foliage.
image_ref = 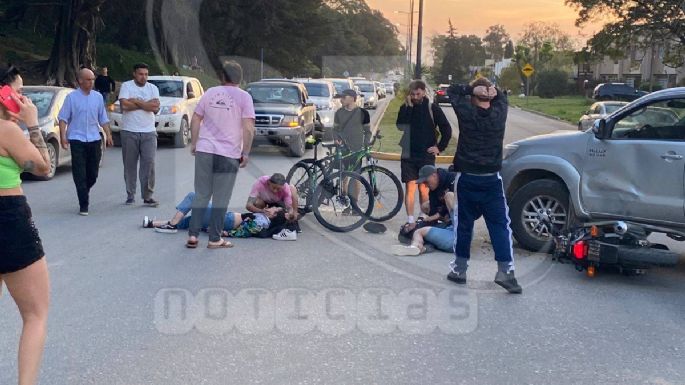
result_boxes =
[565,0,685,68]
[483,24,510,61]
[432,20,486,84]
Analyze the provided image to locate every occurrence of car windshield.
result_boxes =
[604,104,624,114]
[357,83,375,92]
[248,85,301,104]
[303,83,330,97]
[330,81,348,94]
[22,90,55,118]
[148,80,183,97]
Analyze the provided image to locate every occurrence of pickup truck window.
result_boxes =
[248,85,301,105]
[611,100,685,140]
[148,80,183,97]
[303,83,330,97]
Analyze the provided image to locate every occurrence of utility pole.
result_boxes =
[409,0,415,77]
[414,0,424,79]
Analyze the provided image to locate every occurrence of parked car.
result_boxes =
[434,84,451,104]
[593,83,648,102]
[246,80,317,157]
[578,101,628,130]
[293,78,341,130]
[354,81,379,109]
[374,81,386,99]
[325,78,364,108]
[383,82,395,96]
[108,75,204,148]
[21,86,106,180]
[501,87,685,252]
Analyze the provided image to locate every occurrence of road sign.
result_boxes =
[448,74,452,81]
[522,63,535,78]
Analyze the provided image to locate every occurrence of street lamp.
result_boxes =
[414,0,424,79]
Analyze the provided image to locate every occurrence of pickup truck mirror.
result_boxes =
[333,94,342,99]
[187,91,196,99]
[593,119,608,139]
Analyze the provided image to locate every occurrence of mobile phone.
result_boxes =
[0,85,20,114]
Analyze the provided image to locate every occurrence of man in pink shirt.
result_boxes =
[187,60,255,249]
[246,173,301,240]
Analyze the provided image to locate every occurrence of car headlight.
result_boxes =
[368,96,376,102]
[280,116,300,128]
[159,105,179,115]
[503,144,519,160]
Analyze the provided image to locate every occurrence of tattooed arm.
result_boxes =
[27,127,51,174]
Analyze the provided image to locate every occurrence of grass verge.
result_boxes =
[509,95,593,124]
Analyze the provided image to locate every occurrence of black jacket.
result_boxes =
[428,168,456,216]
[396,97,452,160]
[447,85,508,173]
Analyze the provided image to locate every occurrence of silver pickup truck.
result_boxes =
[502,87,685,252]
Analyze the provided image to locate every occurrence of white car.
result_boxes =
[108,76,204,148]
[577,101,627,131]
[293,79,341,130]
[383,82,395,96]
[354,80,379,109]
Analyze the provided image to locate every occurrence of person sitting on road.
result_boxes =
[246,173,301,241]
[392,165,456,256]
[143,192,270,237]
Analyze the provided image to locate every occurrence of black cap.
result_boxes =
[269,173,286,186]
[340,89,357,98]
[416,165,437,184]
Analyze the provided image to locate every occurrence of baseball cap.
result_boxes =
[416,165,437,184]
[269,173,286,186]
[340,89,357,98]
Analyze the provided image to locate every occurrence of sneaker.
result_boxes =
[143,216,154,228]
[272,229,297,241]
[447,271,467,285]
[423,243,436,254]
[155,222,178,234]
[494,271,523,294]
[125,198,135,205]
[144,199,160,207]
[392,244,421,256]
[79,210,89,216]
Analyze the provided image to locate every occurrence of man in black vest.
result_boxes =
[446,77,522,294]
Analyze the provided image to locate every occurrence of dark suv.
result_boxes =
[593,83,648,101]
[246,81,317,157]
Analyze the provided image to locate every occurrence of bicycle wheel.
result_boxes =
[360,165,404,222]
[287,160,326,213]
[312,171,374,232]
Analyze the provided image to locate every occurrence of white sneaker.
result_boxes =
[391,245,421,256]
[272,229,297,241]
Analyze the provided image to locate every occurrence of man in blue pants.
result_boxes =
[446,78,522,294]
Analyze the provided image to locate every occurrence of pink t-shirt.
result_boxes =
[249,176,293,208]
[194,85,255,159]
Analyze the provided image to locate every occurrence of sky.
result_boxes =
[366,0,606,60]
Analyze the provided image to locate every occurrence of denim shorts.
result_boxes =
[0,196,45,274]
[424,225,455,252]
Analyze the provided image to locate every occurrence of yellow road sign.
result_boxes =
[522,63,535,78]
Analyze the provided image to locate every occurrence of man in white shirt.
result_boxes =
[118,63,161,206]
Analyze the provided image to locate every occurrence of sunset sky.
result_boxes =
[366,0,606,59]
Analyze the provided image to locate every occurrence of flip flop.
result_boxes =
[207,240,234,249]
[186,239,198,249]
[363,222,387,234]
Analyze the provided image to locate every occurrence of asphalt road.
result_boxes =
[1,105,684,385]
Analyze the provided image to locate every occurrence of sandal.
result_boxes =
[186,239,198,249]
[207,240,233,249]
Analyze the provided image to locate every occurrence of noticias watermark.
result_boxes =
[154,287,477,336]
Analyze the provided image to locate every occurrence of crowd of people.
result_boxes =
[0,58,523,383]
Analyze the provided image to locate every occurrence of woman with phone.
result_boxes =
[0,66,52,385]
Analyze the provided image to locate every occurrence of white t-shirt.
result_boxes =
[118,80,160,133]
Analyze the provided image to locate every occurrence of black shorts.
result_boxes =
[400,158,435,183]
[0,196,45,274]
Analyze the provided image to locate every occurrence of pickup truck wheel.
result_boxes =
[509,179,569,252]
[173,118,190,148]
[289,132,306,157]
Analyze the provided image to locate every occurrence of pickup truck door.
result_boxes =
[580,98,685,224]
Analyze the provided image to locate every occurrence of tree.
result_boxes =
[504,40,515,59]
[536,69,570,98]
[498,64,522,94]
[46,0,106,86]
[519,21,575,68]
[432,22,487,84]
[483,24,510,61]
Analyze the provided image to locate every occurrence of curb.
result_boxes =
[511,105,576,128]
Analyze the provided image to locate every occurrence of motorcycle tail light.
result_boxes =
[572,240,588,260]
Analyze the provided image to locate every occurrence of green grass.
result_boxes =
[509,95,594,124]
[374,94,458,156]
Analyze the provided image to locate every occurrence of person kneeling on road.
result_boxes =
[246,173,300,241]
[393,165,456,256]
